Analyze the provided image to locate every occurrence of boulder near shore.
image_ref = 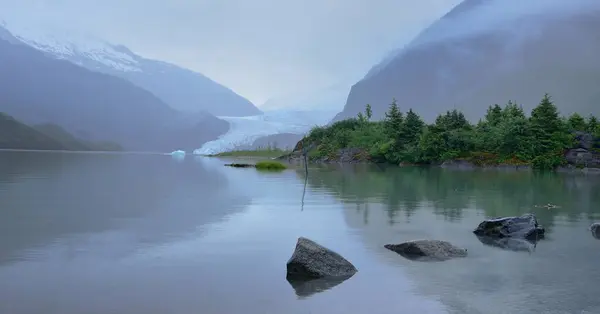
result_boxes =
[286,237,357,279]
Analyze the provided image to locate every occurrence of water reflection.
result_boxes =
[0,152,249,265]
[300,164,600,314]
[299,164,600,230]
[474,235,538,253]
[286,275,354,299]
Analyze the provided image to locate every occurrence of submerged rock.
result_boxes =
[384,240,468,261]
[476,235,538,253]
[286,237,357,279]
[590,223,600,240]
[473,213,545,240]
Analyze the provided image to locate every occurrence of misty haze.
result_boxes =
[1,1,600,313]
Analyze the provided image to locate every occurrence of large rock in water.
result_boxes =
[473,213,545,240]
[286,237,357,279]
[384,240,468,262]
[590,223,600,240]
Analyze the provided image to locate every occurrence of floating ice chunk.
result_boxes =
[170,150,186,160]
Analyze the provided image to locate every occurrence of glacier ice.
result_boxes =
[170,150,186,160]
[193,110,334,155]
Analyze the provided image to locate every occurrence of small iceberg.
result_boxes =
[170,150,186,160]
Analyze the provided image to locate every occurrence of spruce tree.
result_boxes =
[365,104,372,120]
[485,104,503,126]
[502,101,526,119]
[529,93,570,157]
[400,109,425,146]
[567,113,587,131]
[587,115,599,135]
[384,98,403,138]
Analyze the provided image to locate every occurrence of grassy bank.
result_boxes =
[255,160,287,171]
[299,94,600,170]
[210,148,290,158]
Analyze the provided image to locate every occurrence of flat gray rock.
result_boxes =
[286,237,357,279]
[384,239,468,261]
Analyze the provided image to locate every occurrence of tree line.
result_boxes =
[305,94,599,169]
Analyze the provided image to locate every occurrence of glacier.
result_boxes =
[193,110,335,155]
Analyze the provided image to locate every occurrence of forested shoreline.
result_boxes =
[295,94,599,170]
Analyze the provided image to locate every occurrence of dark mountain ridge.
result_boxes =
[335,0,600,123]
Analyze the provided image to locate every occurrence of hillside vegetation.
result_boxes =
[298,94,599,170]
[0,113,122,151]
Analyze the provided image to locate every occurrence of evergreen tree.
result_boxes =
[502,101,526,119]
[529,93,571,169]
[400,109,425,146]
[384,98,404,139]
[357,111,366,123]
[365,104,373,120]
[485,104,503,126]
[586,115,599,135]
[567,113,587,131]
[530,94,566,154]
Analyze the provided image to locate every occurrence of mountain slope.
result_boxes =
[0,32,227,152]
[0,113,109,151]
[1,20,260,116]
[0,113,68,150]
[32,123,124,151]
[335,0,600,122]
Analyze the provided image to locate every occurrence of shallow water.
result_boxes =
[0,151,599,314]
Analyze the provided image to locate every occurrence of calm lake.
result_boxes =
[0,151,599,314]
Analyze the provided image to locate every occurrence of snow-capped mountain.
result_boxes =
[0,25,229,152]
[0,18,260,116]
[193,110,335,155]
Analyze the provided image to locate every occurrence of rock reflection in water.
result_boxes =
[475,235,539,253]
[286,275,354,299]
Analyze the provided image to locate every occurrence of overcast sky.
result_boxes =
[0,0,460,105]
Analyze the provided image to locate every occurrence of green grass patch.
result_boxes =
[255,160,287,171]
[211,148,289,158]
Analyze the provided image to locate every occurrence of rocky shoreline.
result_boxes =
[277,147,600,174]
[275,130,600,173]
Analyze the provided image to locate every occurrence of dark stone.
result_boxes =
[384,239,468,262]
[337,148,369,163]
[574,131,594,150]
[224,163,254,168]
[565,148,595,166]
[590,223,600,240]
[286,237,357,279]
[473,213,545,240]
[476,235,538,253]
[286,275,352,299]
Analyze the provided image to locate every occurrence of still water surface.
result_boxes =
[0,151,599,314]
